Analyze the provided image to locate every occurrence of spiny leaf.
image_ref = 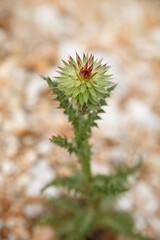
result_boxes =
[50,135,77,154]
[41,75,54,87]
[83,91,89,103]
[100,212,134,235]
[66,210,96,240]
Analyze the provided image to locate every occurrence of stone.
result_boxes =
[23,204,43,219]
[25,158,55,197]
[1,159,17,176]
[126,99,160,131]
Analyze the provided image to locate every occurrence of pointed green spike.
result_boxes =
[83,91,89,103]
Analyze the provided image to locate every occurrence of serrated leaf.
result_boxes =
[83,91,89,103]
[66,210,96,240]
[88,87,97,97]
[80,84,86,93]
[86,82,92,88]
[100,212,134,234]
[79,93,84,105]
[46,196,81,212]
[72,87,81,97]
[41,75,54,87]
[94,86,107,94]
[89,95,97,105]
[107,84,117,92]
[70,97,76,104]
[75,81,81,87]
[65,88,75,95]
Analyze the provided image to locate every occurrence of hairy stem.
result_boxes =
[74,110,92,180]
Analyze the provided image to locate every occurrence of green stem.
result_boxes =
[74,110,91,180]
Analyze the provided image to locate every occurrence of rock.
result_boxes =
[1,159,17,176]
[11,110,28,130]
[151,26,160,45]
[59,41,85,60]
[25,158,56,197]
[134,181,159,214]
[110,147,128,164]
[23,204,43,219]
[116,193,133,211]
[3,135,20,157]
[134,212,146,231]
[91,161,110,175]
[98,103,124,138]
[149,217,160,234]
[26,74,47,108]
[32,4,75,38]
[36,139,52,155]
[126,99,160,131]
[32,226,53,240]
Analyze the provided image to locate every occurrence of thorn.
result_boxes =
[91,72,98,78]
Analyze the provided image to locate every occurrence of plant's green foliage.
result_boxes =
[41,75,77,124]
[42,162,140,197]
[40,75,54,87]
[99,211,153,240]
[65,210,96,240]
[40,55,152,240]
[100,212,134,235]
[41,176,80,193]
[87,161,141,198]
[46,196,81,212]
[50,135,76,154]
[89,174,128,197]
[41,169,87,194]
[115,159,142,181]
[107,83,117,93]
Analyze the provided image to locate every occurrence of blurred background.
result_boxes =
[0,0,160,239]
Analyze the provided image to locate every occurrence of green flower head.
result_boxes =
[56,53,113,108]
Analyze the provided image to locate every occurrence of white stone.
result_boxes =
[0,175,3,187]
[24,150,37,164]
[12,67,27,86]
[11,109,27,129]
[26,74,47,108]
[134,181,159,214]
[24,204,43,219]
[8,235,17,240]
[59,41,85,60]
[3,135,20,157]
[91,161,110,175]
[116,193,133,211]
[149,217,160,234]
[25,158,55,197]
[121,1,143,24]
[36,139,52,155]
[98,103,124,138]
[16,174,30,189]
[126,99,160,131]
[32,5,75,37]
[151,26,160,45]
[0,58,17,79]
[1,159,17,176]
[110,147,127,164]
[134,212,146,231]
[0,29,7,43]
[33,5,61,35]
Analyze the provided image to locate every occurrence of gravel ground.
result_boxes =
[0,0,160,239]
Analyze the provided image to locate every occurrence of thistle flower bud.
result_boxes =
[56,53,113,108]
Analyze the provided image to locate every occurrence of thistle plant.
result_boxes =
[40,53,152,240]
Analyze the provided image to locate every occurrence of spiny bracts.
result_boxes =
[56,53,113,109]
